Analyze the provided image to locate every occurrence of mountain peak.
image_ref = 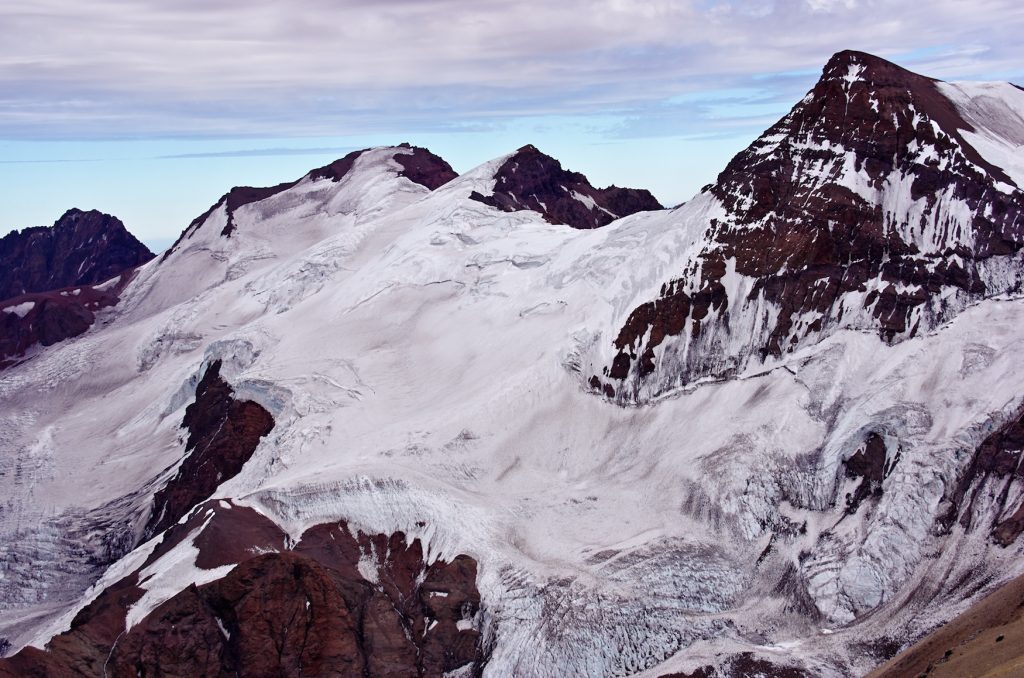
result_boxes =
[0,208,151,366]
[596,49,1024,402]
[514,143,542,154]
[0,209,153,301]
[165,145,456,255]
[468,145,662,229]
[821,49,917,80]
[391,144,458,190]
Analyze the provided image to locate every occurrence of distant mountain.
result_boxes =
[0,208,153,301]
[0,209,153,367]
[4,51,1024,678]
[469,144,663,229]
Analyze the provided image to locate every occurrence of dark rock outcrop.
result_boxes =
[595,50,1024,400]
[940,403,1024,546]
[0,209,152,368]
[394,142,459,190]
[660,652,810,677]
[0,271,136,369]
[843,433,900,514]
[0,209,153,300]
[143,360,275,539]
[0,501,486,678]
[470,144,663,229]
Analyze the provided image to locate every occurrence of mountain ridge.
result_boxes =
[3,50,1024,677]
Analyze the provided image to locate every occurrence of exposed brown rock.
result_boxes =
[0,570,144,678]
[868,570,1024,678]
[469,144,663,229]
[0,270,135,369]
[306,148,364,184]
[659,652,810,677]
[394,142,459,190]
[143,360,275,539]
[596,50,1024,399]
[0,503,486,678]
[0,208,153,300]
[112,553,370,678]
[843,432,900,514]
[294,522,484,676]
[940,403,1024,545]
[0,209,152,369]
[191,502,288,570]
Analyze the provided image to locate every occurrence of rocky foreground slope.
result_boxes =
[2,51,1024,676]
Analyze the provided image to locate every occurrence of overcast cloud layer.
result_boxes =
[2,0,1022,139]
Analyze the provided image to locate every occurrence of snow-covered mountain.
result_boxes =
[2,51,1024,677]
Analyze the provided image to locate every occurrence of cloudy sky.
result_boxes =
[2,0,1022,249]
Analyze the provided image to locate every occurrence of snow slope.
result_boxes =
[3,59,1024,677]
[939,80,1024,189]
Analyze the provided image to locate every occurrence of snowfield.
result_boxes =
[2,80,1024,676]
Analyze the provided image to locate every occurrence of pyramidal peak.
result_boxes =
[593,49,1024,402]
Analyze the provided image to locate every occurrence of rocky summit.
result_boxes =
[0,208,152,301]
[2,52,1024,677]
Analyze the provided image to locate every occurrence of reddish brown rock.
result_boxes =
[294,522,484,676]
[0,270,136,369]
[470,144,663,229]
[843,433,900,514]
[143,360,275,539]
[0,570,145,678]
[596,50,1024,397]
[0,209,153,300]
[0,208,152,369]
[110,554,370,678]
[0,504,486,678]
[394,142,459,190]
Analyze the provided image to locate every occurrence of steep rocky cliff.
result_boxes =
[0,209,152,300]
[593,50,1024,402]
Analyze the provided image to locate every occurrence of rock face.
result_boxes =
[144,360,275,539]
[470,144,663,229]
[595,50,1024,401]
[393,142,459,190]
[0,270,135,368]
[842,432,899,514]
[0,502,486,678]
[0,208,153,301]
[942,402,1024,546]
[0,209,152,367]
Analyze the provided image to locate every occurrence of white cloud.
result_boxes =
[0,0,1021,138]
